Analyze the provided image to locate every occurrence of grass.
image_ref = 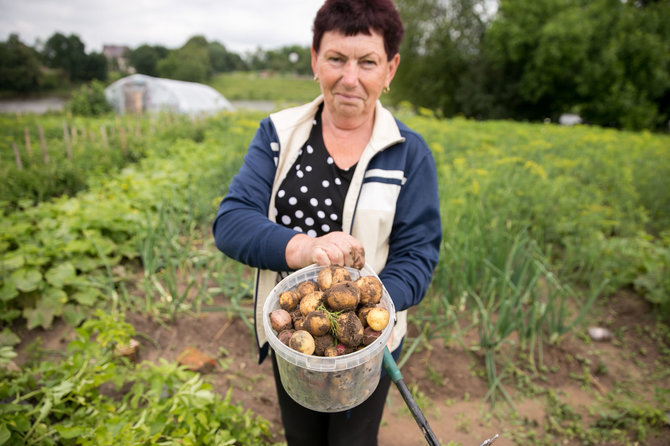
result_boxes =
[208,71,320,103]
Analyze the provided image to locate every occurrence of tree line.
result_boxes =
[393,0,670,131]
[0,32,312,92]
[1,0,669,131]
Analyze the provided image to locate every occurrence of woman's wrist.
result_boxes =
[285,233,313,270]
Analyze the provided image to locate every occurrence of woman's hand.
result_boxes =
[285,232,365,270]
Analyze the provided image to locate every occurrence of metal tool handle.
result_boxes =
[383,347,500,446]
[383,347,441,446]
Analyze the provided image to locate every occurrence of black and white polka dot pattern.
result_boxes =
[274,105,355,237]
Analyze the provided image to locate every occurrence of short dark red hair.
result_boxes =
[312,0,404,61]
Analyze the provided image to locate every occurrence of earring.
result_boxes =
[383,85,390,94]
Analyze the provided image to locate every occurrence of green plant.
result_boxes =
[65,80,111,116]
[0,310,276,445]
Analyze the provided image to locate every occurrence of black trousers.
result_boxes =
[270,351,396,446]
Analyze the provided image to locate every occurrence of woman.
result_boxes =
[213,0,441,444]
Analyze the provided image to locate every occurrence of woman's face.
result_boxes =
[311,30,400,122]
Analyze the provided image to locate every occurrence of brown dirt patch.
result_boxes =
[12,289,670,445]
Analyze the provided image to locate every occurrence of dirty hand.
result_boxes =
[285,232,365,270]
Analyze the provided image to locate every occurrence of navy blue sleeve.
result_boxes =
[212,118,299,271]
[378,134,442,312]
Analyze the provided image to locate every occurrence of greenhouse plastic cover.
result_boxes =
[105,74,235,116]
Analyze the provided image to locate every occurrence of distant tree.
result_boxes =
[0,34,42,92]
[127,44,162,76]
[42,32,88,81]
[209,41,246,72]
[578,0,670,129]
[245,47,267,71]
[82,51,108,81]
[265,45,312,75]
[241,45,311,75]
[158,35,210,82]
[484,0,670,129]
[41,32,108,82]
[393,0,490,117]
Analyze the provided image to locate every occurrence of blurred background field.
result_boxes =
[209,72,319,103]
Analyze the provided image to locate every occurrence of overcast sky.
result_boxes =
[0,0,326,53]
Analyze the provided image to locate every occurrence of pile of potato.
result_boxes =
[268,266,391,357]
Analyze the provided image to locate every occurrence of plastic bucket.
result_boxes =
[263,263,395,412]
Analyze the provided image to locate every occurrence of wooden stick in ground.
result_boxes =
[24,128,32,156]
[100,125,108,149]
[71,126,78,146]
[116,116,127,154]
[38,124,49,163]
[119,125,127,154]
[12,141,23,170]
[135,116,141,138]
[62,121,73,160]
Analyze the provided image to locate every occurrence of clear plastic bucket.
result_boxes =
[263,263,395,412]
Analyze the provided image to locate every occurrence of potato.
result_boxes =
[357,305,375,327]
[279,290,300,311]
[293,317,306,331]
[289,308,302,322]
[325,343,352,356]
[366,307,390,332]
[355,275,383,306]
[337,343,353,355]
[323,345,339,357]
[278,329,295,346]
[299,291,324,316]
[270,309,292,332]
[325,281,360,312]
[314,334,335,356]
[335,311,364,347]
[362,326,381,346]
[289,330,315,355]
[296,280,319,298]
[317,266,351,291]
[303,310,331,337]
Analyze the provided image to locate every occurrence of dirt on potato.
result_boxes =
[336,311,364,348]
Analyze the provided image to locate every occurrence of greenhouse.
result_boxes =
[105,74,235,116]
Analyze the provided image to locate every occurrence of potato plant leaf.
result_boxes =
[0,278,19,302]
[62,304,87,327]
[72,288,101,306]
[1,252,24,270]
[0,423,11,445]
[0,328,20,346]
[22,289,65,329]
[71,256,102,272]
[10,268,42,292]
[45,262,77,288]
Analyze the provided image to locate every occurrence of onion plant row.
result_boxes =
[396,109,670,402]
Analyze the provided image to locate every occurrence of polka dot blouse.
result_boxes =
[274,105,355,237]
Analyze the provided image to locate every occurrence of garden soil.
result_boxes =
[14,289,670,445]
